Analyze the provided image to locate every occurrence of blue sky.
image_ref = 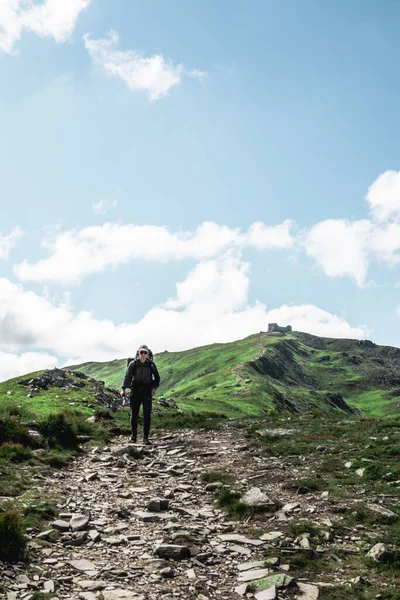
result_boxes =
[1,0,400,381]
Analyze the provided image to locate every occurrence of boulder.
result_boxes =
[155,545,191,561]
[241,488,274,508]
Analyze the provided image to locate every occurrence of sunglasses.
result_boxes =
[139,350,148,355]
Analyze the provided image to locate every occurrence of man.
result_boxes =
[120,345,160,445]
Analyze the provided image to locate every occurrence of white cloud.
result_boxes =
[0,351,58,382]
[367,170,400,222]
[0,258,368,380]
[0,0,91,54]
[0,227,24,260]
[92,198,118,216]
[303,219,372,287]
[246,219,295,249]
[13,220,295,285]
[83,29,206,100]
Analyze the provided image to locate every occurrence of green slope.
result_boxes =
[66,331,400,418]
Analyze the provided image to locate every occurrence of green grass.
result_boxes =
[63,331,400,418]
[200,469,235,484]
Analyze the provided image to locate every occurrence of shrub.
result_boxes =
[0,418,37,448]
[0,443,32,463]
[0,510,26,562]
[39,412,79,448]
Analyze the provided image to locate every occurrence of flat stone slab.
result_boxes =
[255,586,277,600]
[238,569,271,582]
[281,502,300,513]
[78,581,107,591]
[260,531,283,541]
[297,582,319,599]
[103,591,144,600]
[218,534,265,546]
[135,511,175,522]
[238,561,265,572]
[254,574,295,591]
[69,559,96,572]
[52,520,70,531]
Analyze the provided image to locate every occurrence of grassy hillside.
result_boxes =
[67,331,400,418]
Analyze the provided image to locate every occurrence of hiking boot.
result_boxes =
[143,437,151,446]
[130,434,137,443]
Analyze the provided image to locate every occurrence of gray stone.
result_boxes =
[242,487,274,508]
[147,498,169,512]
[297,582,319,599]
[255,587,277,600]
[52,520,70,531]
[205,482,223,492]
[103,591,143,600]
[88,529,101,542]
[155,545,191,561]
[68,559,96,572]
[160,567,175,578]
[282,502,300,513]
[78,581,107,591]
[135,511,174,522]
[43,581,55,593]
[104,535,126,545]
[237,561,265,571]
[367,504,398,520]
[367,543,394,564]
[234,584,249,597]
[238,568,271,582]
[69,514,90,532]
[79,593,97,600]
[259,531,283,541]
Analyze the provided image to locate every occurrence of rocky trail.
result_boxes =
[1,424,398,600]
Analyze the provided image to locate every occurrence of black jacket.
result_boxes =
[121,359,160,391]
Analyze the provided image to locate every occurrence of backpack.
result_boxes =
[126,347,155,388]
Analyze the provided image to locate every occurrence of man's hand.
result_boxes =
[120,390,126,398]
[151,388,156,397]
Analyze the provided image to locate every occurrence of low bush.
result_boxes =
[0,443,32,463]
[0,510,26,562]
[39,412,79,448]
[0,417,38,447]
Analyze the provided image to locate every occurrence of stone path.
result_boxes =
[3,424,392,600]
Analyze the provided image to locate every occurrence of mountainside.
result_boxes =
[67,331,400,418]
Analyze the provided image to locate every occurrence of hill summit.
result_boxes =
[67,330,400,418]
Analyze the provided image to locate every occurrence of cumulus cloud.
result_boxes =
[14,220,295,285]
[0,227,24,260]
[0,0,91,54]
[367,170,400,222]
[303,219,373,287]
[246,220,295,249]
[0,256,368,380]
[83,29,206,100]
[92,199,118,215]
[0,351,58,382]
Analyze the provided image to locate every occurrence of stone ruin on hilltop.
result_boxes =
[268,323,292,334]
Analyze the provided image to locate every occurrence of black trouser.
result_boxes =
[130,388,152,439]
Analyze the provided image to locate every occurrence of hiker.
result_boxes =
[120,345,160,445]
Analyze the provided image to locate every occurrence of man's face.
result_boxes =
[139,349,148,363]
